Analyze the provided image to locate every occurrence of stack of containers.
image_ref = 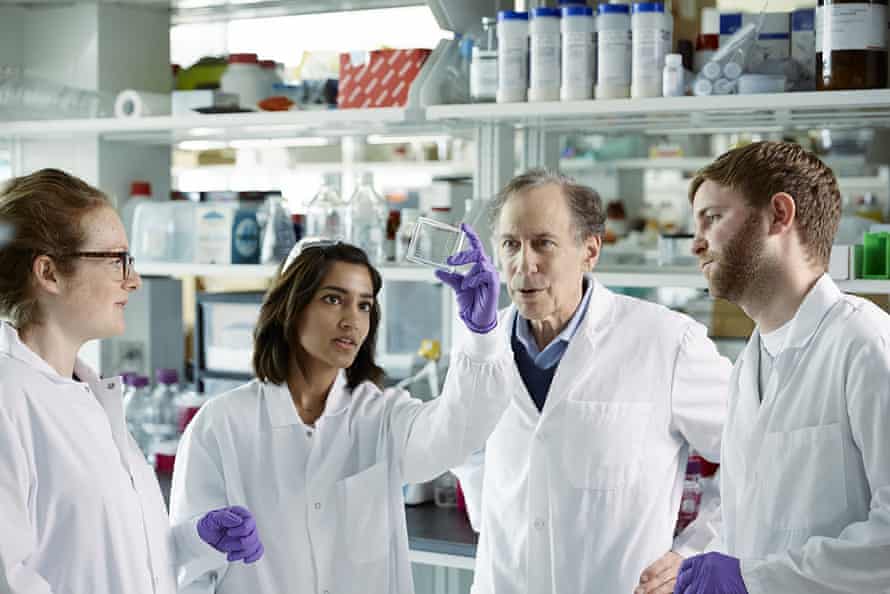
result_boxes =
[631,2,673,98]
[596,4,632,99]
[560,4,596,101]
[529,8,562,102]
[497,11,529,103]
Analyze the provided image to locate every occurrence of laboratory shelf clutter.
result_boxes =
[135,261,890,293]
[5,89,890,143]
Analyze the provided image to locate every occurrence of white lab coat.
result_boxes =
[0,322,178,594]
[716,275,890,593]
[453,277,732,594]
[170,326,511,594]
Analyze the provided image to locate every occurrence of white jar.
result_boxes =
[560,4,596,101]
[596,3,632,99]
[662,53,685,96]
[631,2,672,98]
[259,59,284,100]
[220,53,265,110]
[496,11,529,103]
[529,7,561,102]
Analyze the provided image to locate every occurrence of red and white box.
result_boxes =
[338,48,432,109]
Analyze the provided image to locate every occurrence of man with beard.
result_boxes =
[675,141,890,594]
[449,169,732,594]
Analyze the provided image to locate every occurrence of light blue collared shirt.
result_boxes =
[513,278,593,370]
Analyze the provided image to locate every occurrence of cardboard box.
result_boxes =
[338,49,432,109]
[720,12,790,68]
[791,8,816,91]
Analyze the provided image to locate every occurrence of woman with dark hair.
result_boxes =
[169,232,509,594]
[0,169,263,594]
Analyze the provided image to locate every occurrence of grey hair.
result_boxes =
[488,169,606,243]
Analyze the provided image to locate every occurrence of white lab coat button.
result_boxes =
[314,502,322,510]
[306,430,312,437]
[534,518,545,530]
[106,382,115,389]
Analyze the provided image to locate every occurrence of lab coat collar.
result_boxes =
[781,274,842,351]
[264,370,350,428]
[0,321,116,394]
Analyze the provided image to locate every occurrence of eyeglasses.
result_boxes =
[69,251,136,281]
[282,237,341,272]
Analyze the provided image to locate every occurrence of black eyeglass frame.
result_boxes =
[67,251,135,281]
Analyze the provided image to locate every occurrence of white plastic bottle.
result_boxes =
[662,53,685,96]
[631,2,672,98]
[596,3,632,99]
[120,180,151,242]
[529,7,561,102]
[220,53,266,110]
[259,59,284,101]
[471,16,499,102]
[496,11,530,103]
[349,172,387,264]
[561,4,596,101]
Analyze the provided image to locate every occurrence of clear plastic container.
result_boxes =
[0,65,112,120]
[131,201,195,263]
[123,374,157,456]
[561,5,596,101]
[305,173,350,241]
[497,11,530,103]
[259,195,297,264]
[529,7,562,102]
[397,208,421,263]
[349,172,387,264]
[596,4,632,99]
[405,216,466,271]
[120,180,151,242]
[150,368,181,441]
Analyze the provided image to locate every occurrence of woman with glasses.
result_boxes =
[170,234,509,593]
[0,168,263,594]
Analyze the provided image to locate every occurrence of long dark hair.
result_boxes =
[252,242,384,389]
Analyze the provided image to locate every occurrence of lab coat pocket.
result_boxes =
[562,400,652,490]
[340,462,391,564]
[760,423,847,531]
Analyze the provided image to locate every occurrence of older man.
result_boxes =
[445,170,731,594]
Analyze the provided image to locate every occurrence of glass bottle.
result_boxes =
[817,0,889,90]
[349,172,387,264]
[305,173,350,241]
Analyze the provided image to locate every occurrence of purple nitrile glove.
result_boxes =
[197,505,265,564]
[435,223,500,334]
[674,552,748,594]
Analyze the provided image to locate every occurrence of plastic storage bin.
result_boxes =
[131,201,195,263]
[200,299,262,374]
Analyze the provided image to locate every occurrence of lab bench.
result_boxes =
[155,473,477,571]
